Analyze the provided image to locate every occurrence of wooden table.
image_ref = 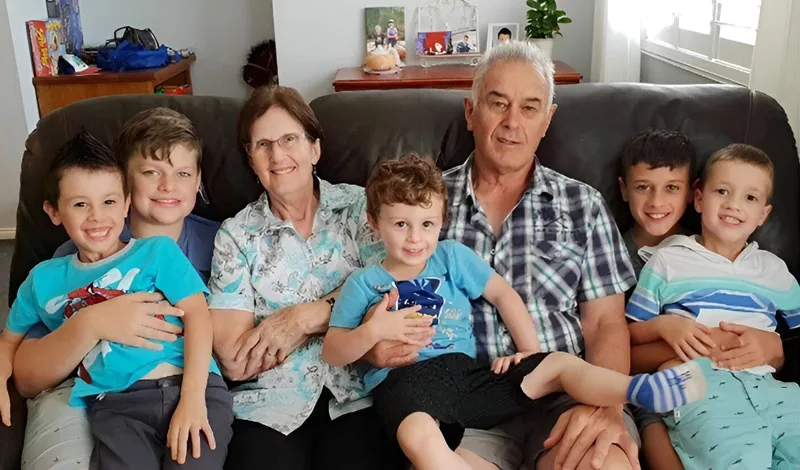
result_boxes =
[333,61,582,92]
[33,54,196,117]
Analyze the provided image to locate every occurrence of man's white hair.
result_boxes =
[471,41,555,108]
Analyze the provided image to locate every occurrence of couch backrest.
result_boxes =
[10,84,800,306]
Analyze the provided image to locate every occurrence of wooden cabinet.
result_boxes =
[33,55,196,117]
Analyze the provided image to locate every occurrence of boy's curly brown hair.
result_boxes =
[366,154,449,224]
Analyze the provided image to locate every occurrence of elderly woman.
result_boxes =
[209,86,402,470]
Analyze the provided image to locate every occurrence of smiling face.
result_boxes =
[695,160,772,252]
[127,144,201,228]
[44,168,130,263]
[620,163,692,241]
[466,60,556,176]
[248,106,320,201]
[370,196,444,278]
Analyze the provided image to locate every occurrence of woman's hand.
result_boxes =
[655,315,716,362]
[711,322,783,371]
[235,301,326,377]
[167,393,216,464]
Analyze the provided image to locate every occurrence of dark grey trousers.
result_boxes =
[88,374,233,470]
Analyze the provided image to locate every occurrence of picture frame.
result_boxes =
[486,23,519,51]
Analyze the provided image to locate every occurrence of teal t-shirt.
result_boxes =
[6,236,217,407]
[330,240,494,392]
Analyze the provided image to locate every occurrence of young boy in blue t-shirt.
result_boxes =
[0,131,232,469]
[322,155,710,470]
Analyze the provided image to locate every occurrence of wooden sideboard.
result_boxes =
[33,55,196,117]
[333,60,582,92]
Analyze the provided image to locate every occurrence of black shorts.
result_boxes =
[372,352,555,447]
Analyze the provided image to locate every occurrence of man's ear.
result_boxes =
[618,176,628,202]
[543,103,558,137]
[464,97,475,131]
[43,200,61,226]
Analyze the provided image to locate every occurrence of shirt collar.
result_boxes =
[454,152,555,205]
[257,177,350,230]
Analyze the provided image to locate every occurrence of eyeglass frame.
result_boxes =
[246,132,314,156]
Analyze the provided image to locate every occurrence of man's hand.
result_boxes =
[234,303,317,377]
[711,322,783,371]
[363,289,434,368]
[544,405,639,470]
[654,315,715,362]
[88,292,184,349]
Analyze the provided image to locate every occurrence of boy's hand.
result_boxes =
[491,351,536,375]
[712,322,782,371]
[88,292,184,349]
[365,300,431,345]
[167,393,216,464]
[0,380,11,427]
[656,315,716,362]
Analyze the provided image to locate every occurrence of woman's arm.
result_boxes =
[14,293,183,397]
[482,274,540,353]
[210,308,255,381]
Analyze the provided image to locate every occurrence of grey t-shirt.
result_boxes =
[623,229,645,279]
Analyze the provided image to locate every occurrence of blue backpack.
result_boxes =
[96,40,173,72]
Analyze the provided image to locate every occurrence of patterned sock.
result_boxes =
[626,358,709,413]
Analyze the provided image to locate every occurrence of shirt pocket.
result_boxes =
[526,229,586,312]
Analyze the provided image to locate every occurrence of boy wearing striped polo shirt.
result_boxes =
[627,143,800,470]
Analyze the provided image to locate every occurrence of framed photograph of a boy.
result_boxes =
[486,23,519,50]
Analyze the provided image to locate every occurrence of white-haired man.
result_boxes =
[367,42,641,470]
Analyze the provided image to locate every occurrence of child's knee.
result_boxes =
[397,412,440,451]
[590,446,634,470]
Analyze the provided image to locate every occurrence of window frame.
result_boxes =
[640,0,759,85]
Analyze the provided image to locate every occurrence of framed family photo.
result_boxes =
[486,23,519,50]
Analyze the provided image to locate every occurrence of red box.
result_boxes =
[27,20,54,77]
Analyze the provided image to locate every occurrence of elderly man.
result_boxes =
[367,42,639,470]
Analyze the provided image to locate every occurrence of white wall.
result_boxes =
[2,0,40,230]
[80,0,274,99]
[2,0,275,232]
[273,0,594,100]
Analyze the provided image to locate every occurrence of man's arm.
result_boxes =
[581,293,629,374]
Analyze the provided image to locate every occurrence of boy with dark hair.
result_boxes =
[628,144,800,469]
[3,131,233,469]
[322,155,709,470]
[618,129,695,276]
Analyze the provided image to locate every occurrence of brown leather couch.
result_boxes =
[4,84,799,469]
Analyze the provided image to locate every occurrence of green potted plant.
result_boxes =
[525,0,572,59]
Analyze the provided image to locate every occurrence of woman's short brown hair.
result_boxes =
[115,107,202,168]
[237,86,323,151]
[366,154,449,223]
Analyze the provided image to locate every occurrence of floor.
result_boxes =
[0,239,14,327]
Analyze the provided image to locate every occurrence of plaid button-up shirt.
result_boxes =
[442,154,636,363]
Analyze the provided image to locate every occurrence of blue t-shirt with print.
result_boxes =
[330,240,494,392]
[6,236,218,407]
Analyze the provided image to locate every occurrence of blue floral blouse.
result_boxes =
[207,179,384,434]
